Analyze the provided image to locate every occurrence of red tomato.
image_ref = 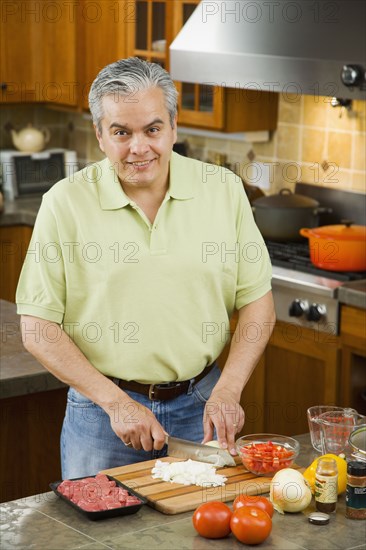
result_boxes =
[233,495,274,518]
[240,442,294,474]
[192,501,232,539]
[230,506,272,545]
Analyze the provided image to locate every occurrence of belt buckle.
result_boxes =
[148,382,178,400]
[148,384,156,400]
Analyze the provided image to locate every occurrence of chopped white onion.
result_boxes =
[151,459,227,487]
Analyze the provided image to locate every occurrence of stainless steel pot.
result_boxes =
[252,188,330,241]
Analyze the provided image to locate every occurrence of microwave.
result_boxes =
[0,148,78,200]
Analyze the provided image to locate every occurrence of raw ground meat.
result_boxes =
[57,474,141,512]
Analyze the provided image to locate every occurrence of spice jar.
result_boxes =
[315,457,338,513]
[346,461,366,520]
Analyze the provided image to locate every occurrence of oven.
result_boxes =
[268,240,366,336]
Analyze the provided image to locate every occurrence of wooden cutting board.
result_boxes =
[101,457,301,515]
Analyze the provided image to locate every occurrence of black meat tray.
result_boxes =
[50,475,147,520]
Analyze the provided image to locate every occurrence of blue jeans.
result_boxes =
[60,364,221,479]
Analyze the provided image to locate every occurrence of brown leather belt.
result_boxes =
[111,363,215,401]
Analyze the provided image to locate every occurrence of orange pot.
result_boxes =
[300,223,366,272]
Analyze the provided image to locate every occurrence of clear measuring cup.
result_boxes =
[307,405,352,452]
[318,409,366,455]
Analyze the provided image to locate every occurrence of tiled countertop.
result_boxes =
[1,434,365,550]
[0,300,66,399]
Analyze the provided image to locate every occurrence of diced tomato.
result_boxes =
[240,441,295,474]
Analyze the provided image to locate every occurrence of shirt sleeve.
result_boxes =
[232,176,272,309]
[16,196,66,324]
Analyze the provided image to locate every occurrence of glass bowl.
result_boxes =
[348,425,366,462]
[236,434,300,476]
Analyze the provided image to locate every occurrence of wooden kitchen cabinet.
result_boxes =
[42,0,78,107]
[217,312,340,437]
[126,0,169,67]
[0,1,43,103]
[0,388,67,503]
[339,305,366,415]
[0,0,76,106]
[127,0,278,131]
[262,321,340,436]
[0,1,132,108]
[0,225,33,302]
[79,0,132,110]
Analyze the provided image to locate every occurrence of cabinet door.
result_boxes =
[127,1,223,128]
[0,1,77,106]
[0,1,42,103]
[42,0,78,106]
[1,388,67,502]
[80,0,132,110]
[127,0,168,68]
[263,322,340,436]
[170,0,225,129]
[340,306,366,415]
[0,225,33,302]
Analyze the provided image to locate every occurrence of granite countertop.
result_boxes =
[338,280,366,310]
[0,300,66,399]
[0,196,42,227]
[1,434,365,550]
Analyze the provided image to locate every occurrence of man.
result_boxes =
[16,58,275,479]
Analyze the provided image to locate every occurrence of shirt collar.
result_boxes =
[96,158,130,210]
[96,152,195,210]
[168,151,195,200]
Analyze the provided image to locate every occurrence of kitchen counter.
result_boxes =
[338,280,366,310]
[0,196,42,227]
[0,300,66,399]
[1,434,365,550]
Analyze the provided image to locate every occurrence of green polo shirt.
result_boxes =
[16,152,272,383]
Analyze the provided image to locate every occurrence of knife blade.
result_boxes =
[166,436,236,467]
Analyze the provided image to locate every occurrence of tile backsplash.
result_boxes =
[178,95,365,194]
[1,93,365,194]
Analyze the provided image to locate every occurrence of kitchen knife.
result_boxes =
[166,436,236,467]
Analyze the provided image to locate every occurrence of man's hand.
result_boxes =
[201,388,244,455]
[20,315,167,453]
[107,398,166,451]
[201,292,275,455]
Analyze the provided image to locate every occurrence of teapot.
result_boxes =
[11,124,50,153]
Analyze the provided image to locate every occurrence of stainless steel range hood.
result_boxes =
[170,0,366,99]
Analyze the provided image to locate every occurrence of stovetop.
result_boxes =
[266,240,366,283]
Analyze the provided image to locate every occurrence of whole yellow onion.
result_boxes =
[270,468,312,514]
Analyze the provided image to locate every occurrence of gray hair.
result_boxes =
[89,57,178,133]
